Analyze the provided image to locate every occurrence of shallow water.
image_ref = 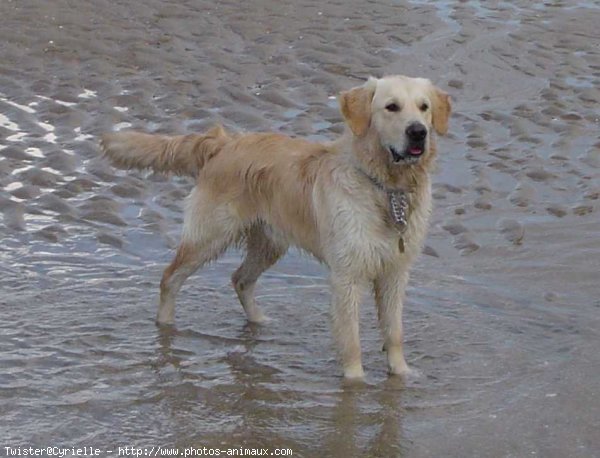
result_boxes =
[1,0,599,456]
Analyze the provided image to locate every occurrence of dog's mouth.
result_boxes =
[388,142,425,164]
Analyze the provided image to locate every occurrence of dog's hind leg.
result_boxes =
[231,224,288,323]
[158,243,211,325]
[157,189,241,325]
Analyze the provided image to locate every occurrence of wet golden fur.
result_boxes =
[100,75,451,379]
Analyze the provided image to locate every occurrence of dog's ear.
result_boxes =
[339,80,376,137]
[429,86,452,135]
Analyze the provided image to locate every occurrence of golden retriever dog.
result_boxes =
[100,75,451,379]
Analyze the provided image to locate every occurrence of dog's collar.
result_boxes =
[355,167,409,233]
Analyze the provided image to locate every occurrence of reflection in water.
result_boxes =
[323,379,406,458]
[368,379,406,457]
[154,325,182,372]
[153,323,406,457]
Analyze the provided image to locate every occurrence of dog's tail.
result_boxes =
[100,124,231,177]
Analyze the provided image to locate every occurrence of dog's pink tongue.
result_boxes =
[409,147,423,155]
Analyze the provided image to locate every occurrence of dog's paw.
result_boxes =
[155,310,175,326]
[388,363,423,380]
[343,364,365,380]
[386,347,412,376]
[388,364,411,376]
[155,318,175,327]
[387,356,411,377]
[246,312,271,324]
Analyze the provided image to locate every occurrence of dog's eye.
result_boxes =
[419,103,429,112]
[385,103,400,112]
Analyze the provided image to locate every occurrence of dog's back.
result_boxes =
[101,126,334,254]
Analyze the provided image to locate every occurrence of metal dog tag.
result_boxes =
[388,191,408,253]
[387,191,408,232]
[398,237,405,253]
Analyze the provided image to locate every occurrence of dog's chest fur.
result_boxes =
[314,166,432,277]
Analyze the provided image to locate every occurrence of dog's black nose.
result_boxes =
[406,122,427,141]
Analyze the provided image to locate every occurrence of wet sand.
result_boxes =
[1,0,599,456]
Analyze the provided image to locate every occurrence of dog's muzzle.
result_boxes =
[388,122,428,163]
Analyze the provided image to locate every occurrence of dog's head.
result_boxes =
[339,75,451,166]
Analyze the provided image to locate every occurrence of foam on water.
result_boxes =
[7,131,27,142]
[78,88,98,99]
[3,98,37,114]
[4,182,24,191]
[24,147,44,158]
[0,112,20,131]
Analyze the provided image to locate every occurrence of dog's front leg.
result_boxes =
[374,266,411,376]
[330,273,366,379]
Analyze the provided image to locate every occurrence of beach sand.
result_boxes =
[1,0,599,456]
